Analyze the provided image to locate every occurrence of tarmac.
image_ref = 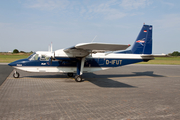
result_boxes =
[0,64,180,120]
[0,64,13,86]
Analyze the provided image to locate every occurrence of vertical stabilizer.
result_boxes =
[131,24,152,54]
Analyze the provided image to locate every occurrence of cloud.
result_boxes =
[23,0,152,20]
[120,0,152,10]
[161,1,175,8]
[86,1,127,20]
[25,0,69,10]
[83,0,152,20]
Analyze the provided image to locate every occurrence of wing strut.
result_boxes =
[75,57,86,82]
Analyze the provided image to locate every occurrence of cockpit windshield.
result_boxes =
[28,53,39,61]
[28,52,51,61]
[28,53,36,59]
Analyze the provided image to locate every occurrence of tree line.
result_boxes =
[13,49,33,53]
[168,51,180,56]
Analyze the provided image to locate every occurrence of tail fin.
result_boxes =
[131,24,152,54]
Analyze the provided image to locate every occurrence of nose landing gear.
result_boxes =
[13,71,20,78]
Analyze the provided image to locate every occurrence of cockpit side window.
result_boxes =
[40,55,50,61]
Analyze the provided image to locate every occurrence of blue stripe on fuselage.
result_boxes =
[11,57,144,67]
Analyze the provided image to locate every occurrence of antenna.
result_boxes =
[91,35,97,43]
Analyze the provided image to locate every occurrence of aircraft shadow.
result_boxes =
[22,71,164,88]
[84,71,164,78]
[83,71,165,88]
[24,74,67,78]
[84,77,135,88]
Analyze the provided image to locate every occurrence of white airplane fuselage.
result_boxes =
[10,50,153,73]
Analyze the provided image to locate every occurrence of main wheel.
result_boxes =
[67,73,74,77]
[75,75,82,82]
[13,72,20,78]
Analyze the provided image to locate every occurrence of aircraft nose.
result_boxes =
[8,62,16,66]
[8,58,29,67]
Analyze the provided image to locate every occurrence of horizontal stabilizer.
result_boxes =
[141,54,169,57]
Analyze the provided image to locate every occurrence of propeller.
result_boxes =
[51,56,53,65]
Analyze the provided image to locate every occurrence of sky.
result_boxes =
[0,0,180,54]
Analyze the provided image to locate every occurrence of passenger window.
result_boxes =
[40,55,50,61]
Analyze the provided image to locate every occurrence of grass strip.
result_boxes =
[0,53,30,63]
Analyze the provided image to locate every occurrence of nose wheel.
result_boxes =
[13,71,20,78]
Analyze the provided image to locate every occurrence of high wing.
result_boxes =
[74,43,130,51]
[63,43,130,57]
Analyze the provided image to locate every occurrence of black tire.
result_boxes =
[13,72,20,78]
[75,75,82,82]
[67,73,74,77]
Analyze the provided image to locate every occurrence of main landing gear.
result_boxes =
[74,57,86,82]
[67,73,83,82]
[75,75,82,82]
[13,71,20,78]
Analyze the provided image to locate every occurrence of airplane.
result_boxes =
[8,24,167,82]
